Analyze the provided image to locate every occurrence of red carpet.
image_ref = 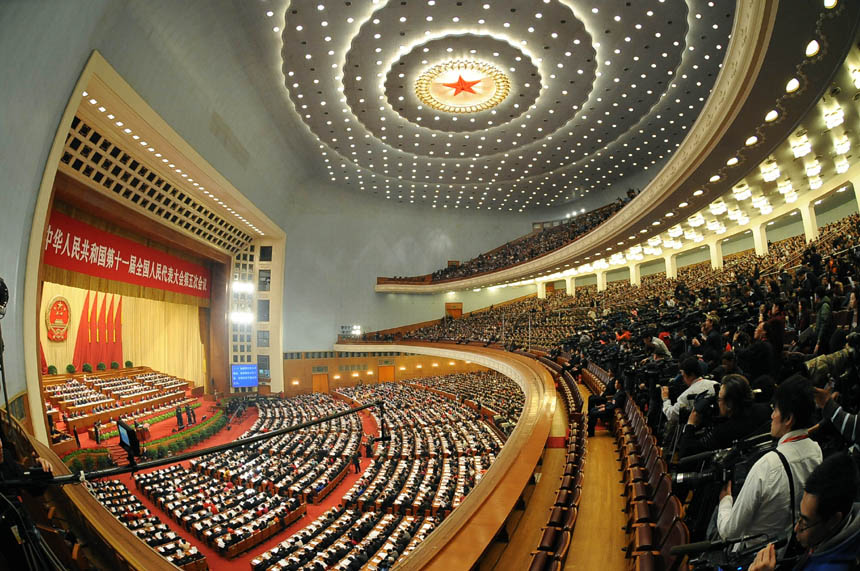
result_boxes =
[93,405,381,570]
[546,436,567,448]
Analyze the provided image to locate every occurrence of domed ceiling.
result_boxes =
[279,0,733,211]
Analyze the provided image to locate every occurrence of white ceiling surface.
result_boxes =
[276,0,732,211]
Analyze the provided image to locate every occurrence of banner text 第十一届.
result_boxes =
[43,210,210,298]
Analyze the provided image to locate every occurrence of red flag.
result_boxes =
[87,292,98,368]
[97,294,108,366]
[72,292,90,370]
[39,340,48,375]
[106,296,115,367]
[113,296,123,366]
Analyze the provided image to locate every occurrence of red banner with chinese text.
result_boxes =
[43,210,210,298]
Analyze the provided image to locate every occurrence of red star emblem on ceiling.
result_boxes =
[442,75,482,96]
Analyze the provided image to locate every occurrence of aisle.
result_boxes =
[564,385,627,571]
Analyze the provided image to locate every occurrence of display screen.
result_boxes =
[117,422,131,447]
[231,364,259,388]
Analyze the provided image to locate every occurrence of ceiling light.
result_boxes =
[824,106,844,129]
[709,174,721,182]
[709,200,727,215]
[745,135,759,146]
[835,156,849,173]
[805,159,821,178]
[791,133,811,158]
[835,136,851,154]
[760,160,780,182]
[777,179,793,194]
[809,175,823,190]
[732,182,752,201]
[693,189,704,196]
[785,78,800,93]
[806,40,820,57]
[785,191,798,203]
[823,0,837,9]
[726,157,739,166]
[764,109,779,122]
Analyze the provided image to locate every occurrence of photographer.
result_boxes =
[587,378,627,437]
[692,313,724,367]
[717,376,822,549]
[679,374,771,458]
[749,452,860,571]
[642,332,672,361]
[661,357,718,426]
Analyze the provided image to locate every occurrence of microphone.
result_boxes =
[669,534,769,555]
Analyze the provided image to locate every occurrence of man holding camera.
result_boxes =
[749,452,860,571]
[661,357,718,426]
[679,374,771,457]
[716,376,822,550]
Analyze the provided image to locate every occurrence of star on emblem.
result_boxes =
[442,75,481,96]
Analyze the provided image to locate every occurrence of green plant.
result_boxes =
[110,361,119,370]
[96,455,111,469]
[124,360,133,368]
[47,365,57,375]
[82,363,93,373]
[97,362,106,371]
[69,459,83,473]
[82,455,95,471]
[65,364,76,374]
[155,446,165,459]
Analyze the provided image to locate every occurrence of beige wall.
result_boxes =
[282,354,488,397]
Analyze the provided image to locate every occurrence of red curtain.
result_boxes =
[97,294,108,366]
[86,292,98,367]
[113,296,123,365]
[107,296,115,366]
[39,341,48,375]
[72,292,91,370]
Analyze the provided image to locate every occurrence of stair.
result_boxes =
[106,443,127,466]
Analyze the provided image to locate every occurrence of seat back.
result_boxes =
[655,495,682,542]
[650,474,673,515]
[660,518,690,570]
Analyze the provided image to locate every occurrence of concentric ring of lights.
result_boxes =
[415,59,511,114]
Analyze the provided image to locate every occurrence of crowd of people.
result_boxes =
[386,194,636,284]
[87,479,206,568]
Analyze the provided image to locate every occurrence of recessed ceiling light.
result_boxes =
[764,109,779,122]
[745,135,759,146]
[805,40,820,57]
[693,189,704,196]
[785,78,800,93]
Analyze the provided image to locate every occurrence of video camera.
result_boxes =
[672,433,773,489]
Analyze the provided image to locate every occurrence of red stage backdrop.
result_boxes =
[44,210,210,298]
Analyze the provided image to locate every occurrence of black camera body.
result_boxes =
[672,434,774,491]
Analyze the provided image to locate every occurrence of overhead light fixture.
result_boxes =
[709,201,727,215]
[824,106,844,129]
[809,175,823,190]
[835,136,850,155]
[791,133,811,158]
[805,40,820,57]
[785,78,800,93]
[732,182,752,201]
[835,156,849,173]
[760,160,780,182]
[805,159,821,178]
[777,179,793,194]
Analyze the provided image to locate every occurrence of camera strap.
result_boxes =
[773,450,796,523]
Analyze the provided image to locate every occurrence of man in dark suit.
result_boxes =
[176,406,184,428]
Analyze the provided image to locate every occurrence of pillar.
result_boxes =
[596,271,607,292]
[565,276,575,297]
[751,222,768,256]
[664,253,678,279]
[798,200,819,243]
[629,263,641,287]
[707,240,723,270]
[536,281,547,299]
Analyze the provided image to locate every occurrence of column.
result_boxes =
[664,253,678,279]
[853,182,860,214]
[629,263,641,287]
[751,222,768,256]
[707,240,723,270]
[798,200,819,243]
[565,276,575,297]
[596,271,607,292]
[536,281,547,299]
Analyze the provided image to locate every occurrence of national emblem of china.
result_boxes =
[46,296,71,342]
[415,60,510,114]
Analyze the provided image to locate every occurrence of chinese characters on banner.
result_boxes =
[43,210,211,298]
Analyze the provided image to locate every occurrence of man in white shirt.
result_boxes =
[717,376,822,549]
[661,357,718,425]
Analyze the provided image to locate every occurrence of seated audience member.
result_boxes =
[749,452,860,571]
[717,376,823,549]
[587,379,626,437]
